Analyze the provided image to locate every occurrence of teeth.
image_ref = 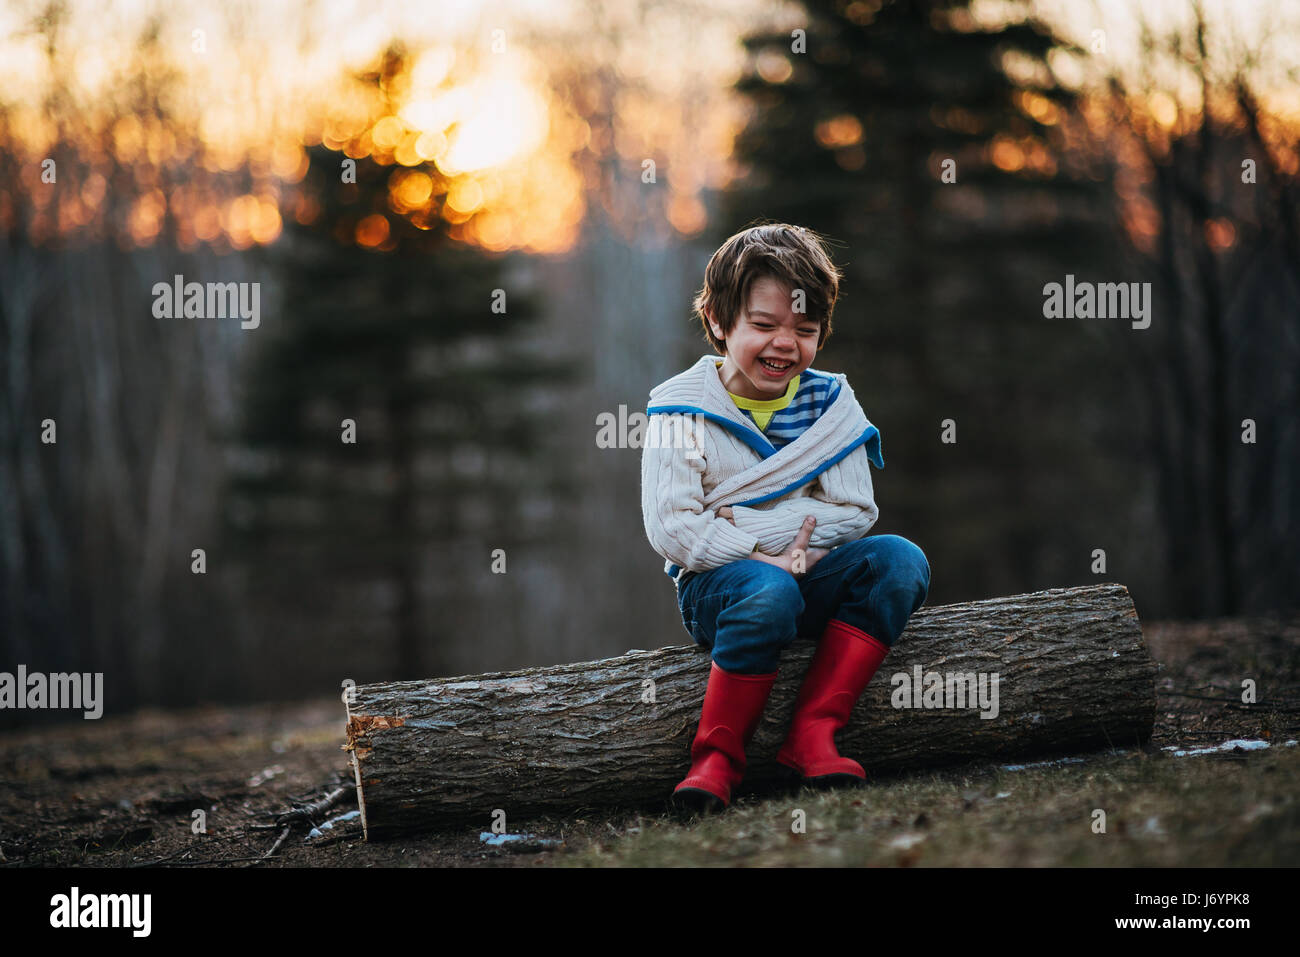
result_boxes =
[760,358,792,370]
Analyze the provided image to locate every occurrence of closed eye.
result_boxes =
[753,321,818,335]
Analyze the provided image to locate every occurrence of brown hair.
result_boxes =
[691,222,843,354]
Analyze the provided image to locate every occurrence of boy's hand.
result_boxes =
[745,516,829,578]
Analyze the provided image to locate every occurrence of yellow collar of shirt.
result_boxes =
[715,360,800,430]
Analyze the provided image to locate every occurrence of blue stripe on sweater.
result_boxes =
[646,406,778,458]
[742,373,840,450]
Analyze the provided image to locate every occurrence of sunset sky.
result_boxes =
[2,0,1296,252]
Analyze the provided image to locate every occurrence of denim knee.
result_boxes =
[731,561,805,623]
[709,561,804,672]
[871,535,931,609]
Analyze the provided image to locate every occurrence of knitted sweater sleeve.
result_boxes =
[728,443,879,554]
[641,414,760,572]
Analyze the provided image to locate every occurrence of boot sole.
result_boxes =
[671,787,726,817]
[778,763,867,791]
[803,772,867,790]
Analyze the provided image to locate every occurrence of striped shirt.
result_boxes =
[717,361,842,450]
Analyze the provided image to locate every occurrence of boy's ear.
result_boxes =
[705,307,726,343]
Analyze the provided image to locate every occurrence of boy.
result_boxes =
[640,223,931,815]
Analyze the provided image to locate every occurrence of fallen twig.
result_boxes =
[166,854,279,866]
[263,826,291,860]
[274,784,352,826]
[130,847,195,868]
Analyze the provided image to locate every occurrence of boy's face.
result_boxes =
[708,276,820,401]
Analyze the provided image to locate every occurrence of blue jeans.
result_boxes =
[675,534,931,674]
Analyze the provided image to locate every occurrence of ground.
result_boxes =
[1,617,1297,867]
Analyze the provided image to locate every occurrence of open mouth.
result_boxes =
[758,357,794,373]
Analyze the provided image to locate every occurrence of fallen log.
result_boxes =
[343,583,1156,840]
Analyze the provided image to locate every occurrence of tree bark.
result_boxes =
[344,583,1156,840]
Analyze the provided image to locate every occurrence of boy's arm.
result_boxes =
[728,444,879,553]
[641,414,760,571]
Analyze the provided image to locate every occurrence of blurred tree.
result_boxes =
[0,9,247,718]
[1096,6,1300,615]
[713,0,1136,607]
[224,45,576,680]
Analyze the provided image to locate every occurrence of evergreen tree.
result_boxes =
[716,0,1134,603]
[224,45,575,680]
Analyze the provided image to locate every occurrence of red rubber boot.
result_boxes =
[776,619,889,787]
[672,662,778,814]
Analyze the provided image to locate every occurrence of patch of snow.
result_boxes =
[478,831,562,848]
[1160,738,1270,757]
[886,832,926,850]
[304,809,361,841]
[1001,756,1086,772]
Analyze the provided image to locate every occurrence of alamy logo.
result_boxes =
[152,274,260,329]
[1042,274,1151,329]
[891,666,1000,719]
[0,666,103,719]
[596,406,703,457]
[50,887,151,937]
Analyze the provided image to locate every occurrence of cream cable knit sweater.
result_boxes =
[640,355,884,582]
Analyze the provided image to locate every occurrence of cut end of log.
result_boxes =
[344,713,407,842]
[343,711,408,841]
[343,713,407,759]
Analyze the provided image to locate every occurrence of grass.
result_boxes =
[559,743,1300,867]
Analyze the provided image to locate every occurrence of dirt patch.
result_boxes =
[1,616,1296,867]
